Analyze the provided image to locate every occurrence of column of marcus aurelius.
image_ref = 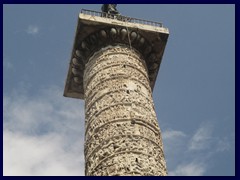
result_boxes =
[64,9,169,176]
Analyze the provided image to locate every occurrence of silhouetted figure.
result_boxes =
[101,4,120,16]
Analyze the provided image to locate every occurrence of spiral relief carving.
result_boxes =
[83,45,167,176]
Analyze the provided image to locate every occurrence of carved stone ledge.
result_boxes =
[64,13,169,99]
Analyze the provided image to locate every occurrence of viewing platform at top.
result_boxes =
[81,9,165,28]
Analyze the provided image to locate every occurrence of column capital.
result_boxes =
[64,11,169,99]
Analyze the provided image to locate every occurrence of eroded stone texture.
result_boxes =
[84,45,167,176]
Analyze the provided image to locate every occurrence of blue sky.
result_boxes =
[3,4,235,176]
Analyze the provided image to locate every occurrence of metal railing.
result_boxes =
[81,9,163,28]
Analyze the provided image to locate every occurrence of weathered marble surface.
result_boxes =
[84,45,167,176]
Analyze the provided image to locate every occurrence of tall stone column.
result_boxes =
[84,45,166,175]
[64,10,169,176]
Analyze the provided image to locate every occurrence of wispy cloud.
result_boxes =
[163,121,233,176]
[162,129,186,140]
[188,122,213,151]
[188,122,231,153]
[169,162,206,176]
[3,85,234,176]
[4,61,13,69]
[3,86,85,176]
[165,128,208,176]
[216,137,231,152]
[3,57,14,70]
[26,25,39,35]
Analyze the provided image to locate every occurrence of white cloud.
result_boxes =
[216,138,231,152]
[26,25,39,35]
[188,122,213,151]
[188,122,232,153]
[162,129,186,140]
[169,162,206,176]
[162,129,187,152]
[163,122,233,176]
[3,85,233,176]
[3,86,85,176]
[3,130,84,176]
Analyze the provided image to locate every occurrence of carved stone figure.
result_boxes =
[101,4,120,15]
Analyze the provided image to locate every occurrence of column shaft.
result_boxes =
[84,45,167,176]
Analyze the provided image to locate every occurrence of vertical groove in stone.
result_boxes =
[83,45,167,176]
